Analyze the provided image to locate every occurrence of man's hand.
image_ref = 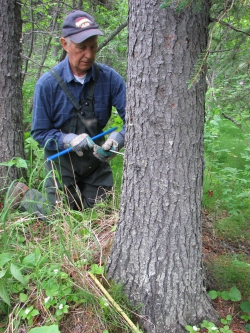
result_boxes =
[93,145,116,162]
[102,132,124,152]
[63,133,94,156]
[93,132,124,162]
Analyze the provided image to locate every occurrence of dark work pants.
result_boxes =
[20,157,113,220]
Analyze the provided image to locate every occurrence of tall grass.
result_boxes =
[0,147,139,333]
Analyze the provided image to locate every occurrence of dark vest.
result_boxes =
[45,63,105,177]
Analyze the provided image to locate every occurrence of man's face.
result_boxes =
[60,35,98,76]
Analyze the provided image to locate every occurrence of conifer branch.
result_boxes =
[221,112,246,132]
[210,18,250,37]
[189,0,235,87]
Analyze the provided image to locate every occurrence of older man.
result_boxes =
[10,10,126,219]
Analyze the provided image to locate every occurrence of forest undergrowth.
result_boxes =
[0,117,250,333]
[0,201,249,333]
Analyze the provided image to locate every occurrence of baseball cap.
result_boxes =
[62,10,104,43]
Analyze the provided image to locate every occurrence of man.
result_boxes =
[9,10,126,219]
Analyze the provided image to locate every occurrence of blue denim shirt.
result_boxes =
[31,56,126,151]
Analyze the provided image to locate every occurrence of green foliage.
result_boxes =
[186,319,233,333]
[208,287,250,332]
[208,286,242,302]
[0,157,27,169]
[206,256,250,299]
[160,0,203,12]
[27,325,60,333]
[90,264,105,275]
[206,1,250,136]
[110,154,124,205]
[0,187,140,332]
[188,285,250,332]
[240,302,250,325]
[214,215,250,246]
[19,306,40,326]
[0,252,29,307]
[203,113,250,227]
[95,1,128,78]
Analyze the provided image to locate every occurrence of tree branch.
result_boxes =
[20,54,50,69]
[98,20,128,52]
[210,17,250,37]
[221,112,245,132]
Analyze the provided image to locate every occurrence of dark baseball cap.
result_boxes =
[62,10,104,43]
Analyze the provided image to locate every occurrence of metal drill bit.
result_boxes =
[110,150,125,156]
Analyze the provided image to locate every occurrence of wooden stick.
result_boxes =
[88,272,141,333]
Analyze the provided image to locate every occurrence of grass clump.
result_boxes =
[214,214,250,247]
[205,255,250,300]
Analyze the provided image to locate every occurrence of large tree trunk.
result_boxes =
[107,1,218,332]
[0,0,24,190]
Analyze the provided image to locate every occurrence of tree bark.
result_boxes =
[107,1,218,332]
[0,0,24,190]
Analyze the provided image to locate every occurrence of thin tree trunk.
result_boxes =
[28,2,61,114]
[22,0,35,84]
[0,0,24,190]
[107,1,218,332]
[36,2,61,80]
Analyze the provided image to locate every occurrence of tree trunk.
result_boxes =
[107,1,218,332]
[0,0,24,190]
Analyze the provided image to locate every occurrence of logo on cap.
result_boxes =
[75,17,92,29]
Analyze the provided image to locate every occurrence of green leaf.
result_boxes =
[241,314,250,322]
[0,269,7,278]
[27,325,61,333]
[13,157,28,169]
[0,279,10,306]
[240,301,250,313]
[22,253,37,267]
[185,325,197,332]
[0,253,12,267]
[208,290,219,300]
[228,286,241,301]
[22,248,47,268]
[245,324,250,332]
[31,309,39,316]
[10,263,26,285]
[221,291,230,301]
[20,293,28,302]
[90,264,104,275]
[0,157,27,169]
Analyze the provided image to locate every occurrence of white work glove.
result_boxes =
[102,132,124,152]
[63,133,95,156]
